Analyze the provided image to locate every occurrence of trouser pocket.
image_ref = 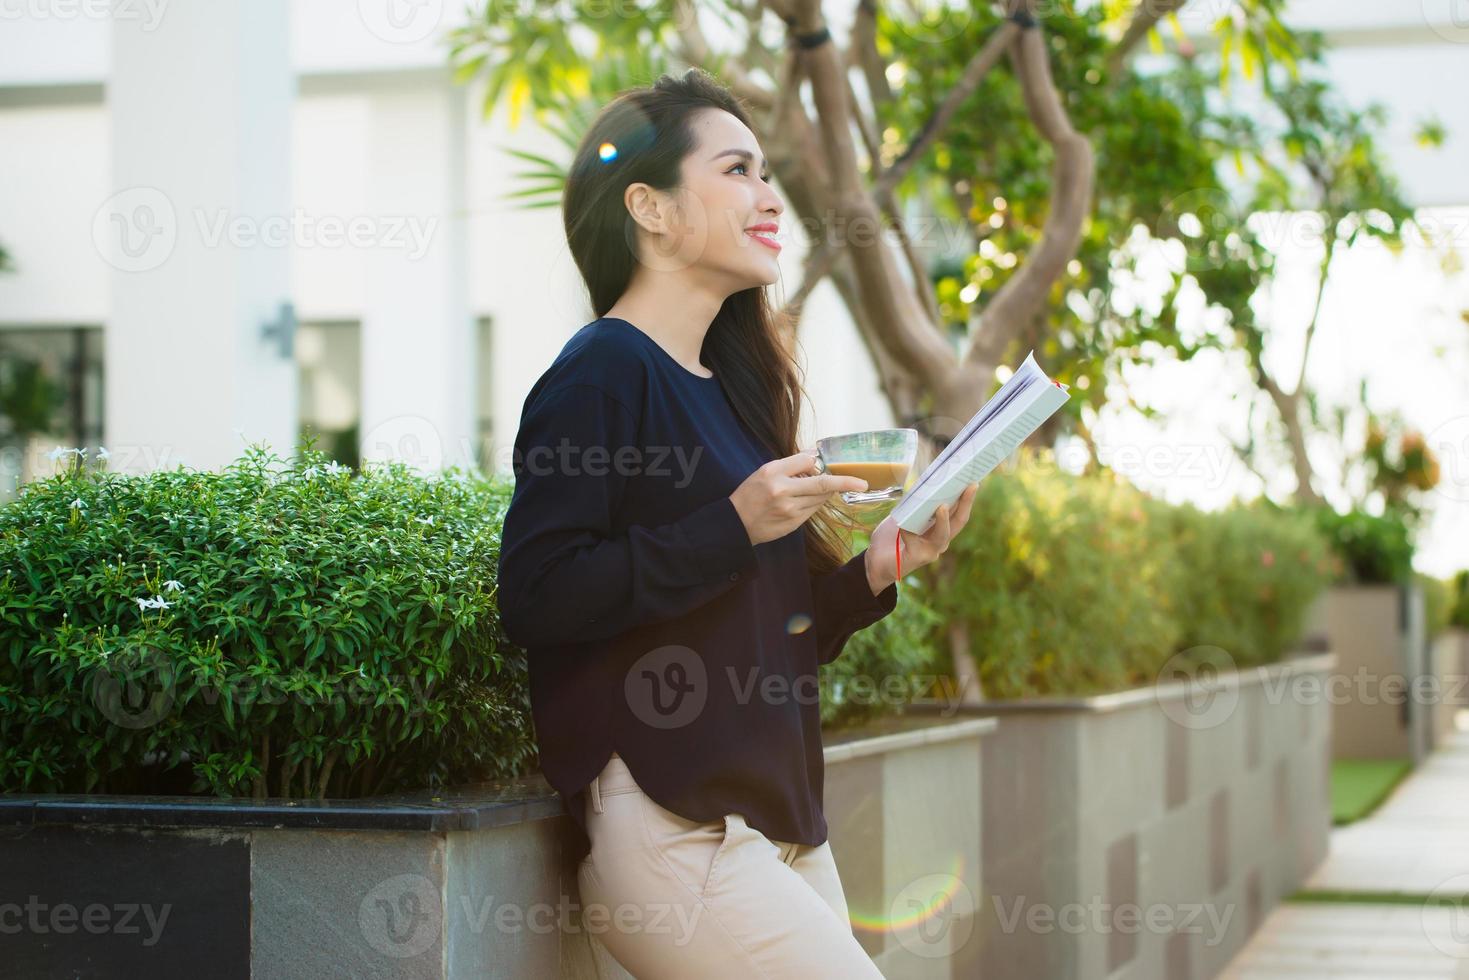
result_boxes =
[584,755,735,903]
[636,792,733,902]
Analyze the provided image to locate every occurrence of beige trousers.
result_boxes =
[576,752,885,979]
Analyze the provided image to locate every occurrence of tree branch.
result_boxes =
[960,6,1094,381]
[764,43,805,147]
[1223,429,1273,491]
[737,0,781,79]
[784,0,955,379]
[847,67,882,177]
[673,0,775,110]
[1107,0,1187,76]
[874,20,1018,199]
[849,0,893,110]
[1295,227,1336,396]
[786,242,839,317]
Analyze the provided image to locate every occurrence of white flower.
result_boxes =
[134,596,153,610]
[324,460,348,476]
[416,515,434,525]
[47,446,67,461]
[133,595,171,611]
[162,579,184,592]
[70,497,85,510]
[303,465,320,478]
[96,446,110,460]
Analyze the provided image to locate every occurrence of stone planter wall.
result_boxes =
[0,715,996,979]
[910,651,1335,980]
[1430,627,1469,750]
[818,715,995,977]
[1305,584,1426,761]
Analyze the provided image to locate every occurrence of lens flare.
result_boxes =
[848,853,968,936]
[599,142,618,162]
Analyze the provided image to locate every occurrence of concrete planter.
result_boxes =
[0,714,996,979]
[817,714,996,977]
[1430,627,1469,750]
[1305,584,1428,761]
[909,651,1335,980]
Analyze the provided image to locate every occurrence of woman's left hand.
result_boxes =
[864,482,979,594]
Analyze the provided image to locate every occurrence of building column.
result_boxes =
[358,78,474,475]
[103,0,296,474]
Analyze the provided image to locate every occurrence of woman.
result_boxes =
[495,67,977,979]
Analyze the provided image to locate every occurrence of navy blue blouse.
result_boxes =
[495,316,899,859]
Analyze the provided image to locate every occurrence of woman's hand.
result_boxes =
[863,483,979,595]
[729,451,868,546]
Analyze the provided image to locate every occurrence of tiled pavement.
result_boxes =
[1218,903,1469,978]
[1220,729,1469,978]
[1301,729,1469,897]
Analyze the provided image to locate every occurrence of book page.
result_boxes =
[902,352,1046,501]
[890,352,1068,532]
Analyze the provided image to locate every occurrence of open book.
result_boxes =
[890,351,1071,533]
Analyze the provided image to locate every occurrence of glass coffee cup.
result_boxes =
[808,428,920,526]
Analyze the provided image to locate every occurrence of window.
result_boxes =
[296,319,361,469]
[0,325,104,504]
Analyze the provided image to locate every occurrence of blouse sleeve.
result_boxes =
[810,548,899,667]
[495,382,758,649]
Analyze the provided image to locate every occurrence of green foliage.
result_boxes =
[923,448,1333,699]
[930,450,1179,697]
[0,443,533,797]
[447,0,1440,510]
[884,2,1232,416]
[0,343,65,445]
[1450,571,1469,631]
[817,564,946,730]
[448,4,678,128]
[1360,413,1441,524]
[1419,572,1453,639]
[1302,504,1414,586]
[1162,497,1335,667]
[0,437,1358,795]
[1416,117,1447,149]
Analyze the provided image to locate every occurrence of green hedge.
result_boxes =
[1,442,1341,797]
[1451,571,1469,630]
[0,446,532,797]
[923,449,1335,699]
[1165,498,1337,670]
[1421,573,1454,639]
[928,455,1178,697]
[817,544,946,730]
[1305,506,1415,586]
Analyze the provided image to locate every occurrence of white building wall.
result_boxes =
[0,1,1462,490]
[0,102,110,324]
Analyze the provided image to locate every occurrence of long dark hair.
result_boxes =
[562,67,856,577]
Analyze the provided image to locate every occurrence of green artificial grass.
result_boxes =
[1330,758,1413,825]
[1287,889,1469,907]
